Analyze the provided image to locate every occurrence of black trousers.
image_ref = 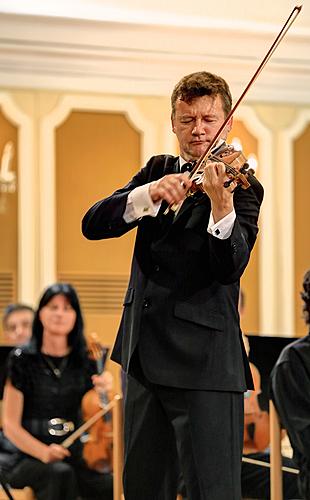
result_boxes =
[123,371,244,500]
[241,452,300,499]
[7,456,113,500]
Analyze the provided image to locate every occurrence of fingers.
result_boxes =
[149,173,192,204]
[43,443,70,463]
[54,444,70,458]
[92,371,114,392]
[204,160,226,183]
[227,180,238,193]
[202,161,235,220]
[203,161,237,192]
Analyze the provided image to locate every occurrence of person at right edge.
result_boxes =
[271,269,310,500]
[82,71,264,500]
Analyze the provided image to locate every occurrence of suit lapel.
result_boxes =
[163,156,180,175]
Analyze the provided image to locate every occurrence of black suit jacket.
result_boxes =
[82,154,264,391]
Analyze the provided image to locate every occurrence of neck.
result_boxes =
[41,333,70,357]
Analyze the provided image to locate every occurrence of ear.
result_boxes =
[171,116,176,134]
[226,116,233,134]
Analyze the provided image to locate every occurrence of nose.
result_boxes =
[15,326,25,340]
[192,119,205,136]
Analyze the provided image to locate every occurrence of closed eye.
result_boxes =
[180,118,194,124]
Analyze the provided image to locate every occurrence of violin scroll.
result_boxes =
[82,332,113,473]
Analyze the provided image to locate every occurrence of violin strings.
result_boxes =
[188,5,302,181]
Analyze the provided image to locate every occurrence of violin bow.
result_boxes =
[87,331,111,411]
[168,4,302,212]
[61,395,121,449]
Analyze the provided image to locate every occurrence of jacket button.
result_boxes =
[232,242,238,254]
[154,265,160,272]
[143,298,151,308]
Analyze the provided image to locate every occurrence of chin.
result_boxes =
[190,148,206,159]
[190,153,202,161]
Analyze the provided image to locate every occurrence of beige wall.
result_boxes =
[56,111,140,350]
[0,109,18,341]
[0,88,310,345]
[228,120,260,334]
[294,123,310,337]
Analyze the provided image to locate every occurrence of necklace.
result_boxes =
[42,354,69,378]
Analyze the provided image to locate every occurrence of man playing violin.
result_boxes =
[82,71,264,500]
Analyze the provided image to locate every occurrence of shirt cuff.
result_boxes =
[207,209,236,239]
[123,183,161,223]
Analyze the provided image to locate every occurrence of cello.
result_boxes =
[82,333,114,473]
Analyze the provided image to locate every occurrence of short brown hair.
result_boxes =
[301,270,310,325]
[2,303,34,328]
[171,71,232,118]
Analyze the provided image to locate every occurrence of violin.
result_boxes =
[243,362,270,453]
[165,5,302,214]
[190,142,253,194]
[163,142,252,215]
[82,333,113,473]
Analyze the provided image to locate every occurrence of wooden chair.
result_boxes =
[269,399,283,500]
[112,394,124,500]
[0,487,35,500]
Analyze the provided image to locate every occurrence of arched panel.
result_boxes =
[279,110,310,336]
[40,94,156,289]
[294,123,310,337]
[228,121,259,334]
[0,109,18,331]
[56,111,140,348]
[0,93,36,308]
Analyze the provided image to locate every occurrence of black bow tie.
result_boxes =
[180,161,195,173]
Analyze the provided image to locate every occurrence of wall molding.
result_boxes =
[236,105,275,335]
[0,11,309,104]
[0,92,36,305]
[40,94,156,289]
[278,109,310,336]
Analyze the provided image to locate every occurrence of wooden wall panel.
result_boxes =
[56,111,140,352]
[228,120,260,334]
[294,123,310,337]
[0,109,18,341]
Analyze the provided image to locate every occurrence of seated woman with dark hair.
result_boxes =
[2,282,113,500]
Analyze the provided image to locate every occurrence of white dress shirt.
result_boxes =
[123,157,236,239]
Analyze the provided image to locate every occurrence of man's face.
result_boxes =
[171,94,232,162]
[3,309,33,345]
